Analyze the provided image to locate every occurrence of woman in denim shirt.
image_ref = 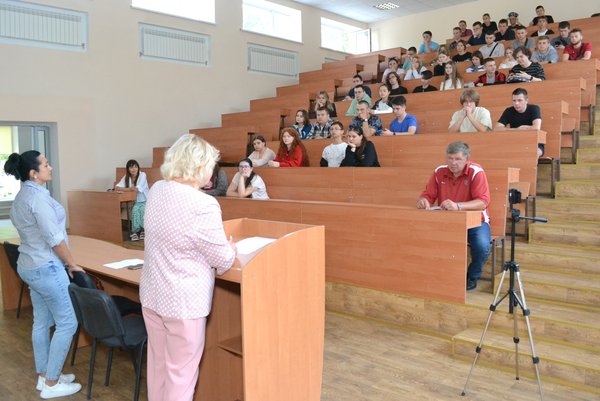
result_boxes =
[4,151,83,399]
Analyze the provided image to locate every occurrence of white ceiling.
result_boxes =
[292,0,476,24]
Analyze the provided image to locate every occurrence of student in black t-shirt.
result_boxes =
[413,70,438,93]
[494,87,544,156]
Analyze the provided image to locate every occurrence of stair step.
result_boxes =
[578,148,600,163]
[529,222,600,248]
[561,163,600,180]
[494,269,600,308]
[534,197,600,223]
[555,180,600,199]
[453,328,600,391]
[579,136,600,149]
[467,292,600,349]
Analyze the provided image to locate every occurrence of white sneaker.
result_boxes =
[40,381,82,399]
[36,373,76,391]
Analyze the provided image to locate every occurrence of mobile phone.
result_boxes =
[127,264,143,270]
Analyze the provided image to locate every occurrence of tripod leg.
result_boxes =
[461,266,510,396]
[512,291,520,380]
[515,271,545,401]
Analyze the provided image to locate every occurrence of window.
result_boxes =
[132,0,215,24]
[321,17,370,55]
[242,0,301,43]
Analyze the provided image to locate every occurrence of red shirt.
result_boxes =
[274,145,306,167]
[420,161,491,222]
[474,71,506,85]
[563,43,592,60]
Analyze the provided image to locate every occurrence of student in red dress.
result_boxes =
[268,128,310,167]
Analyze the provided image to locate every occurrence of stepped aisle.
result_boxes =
[451,99,600,394]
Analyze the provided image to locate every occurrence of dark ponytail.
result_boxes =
[3,151,41,182]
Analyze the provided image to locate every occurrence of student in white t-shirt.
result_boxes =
[226,158,269,199]
[320,121,348,167]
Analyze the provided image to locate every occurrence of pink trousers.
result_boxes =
[142,307,207,401]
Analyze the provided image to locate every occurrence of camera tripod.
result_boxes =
[462,194,548,401]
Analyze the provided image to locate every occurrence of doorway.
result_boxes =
[0,124,54,218]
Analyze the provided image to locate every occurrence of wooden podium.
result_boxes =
[196,218,325,401]
[67,190,136,244]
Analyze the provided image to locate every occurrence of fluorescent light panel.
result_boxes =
[374,2,399,10]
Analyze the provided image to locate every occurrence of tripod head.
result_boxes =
[509,189,548,224]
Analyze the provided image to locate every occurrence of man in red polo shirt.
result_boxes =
[562,28,592,61]
[416,141,491,291]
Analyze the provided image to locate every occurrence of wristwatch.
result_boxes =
[363,118,368,123]
[457,203,462,210]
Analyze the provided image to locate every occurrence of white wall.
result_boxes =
[371,0,598,51]
[0,0,364,205]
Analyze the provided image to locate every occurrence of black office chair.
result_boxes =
[68,284,146,401]
[69,271,141,366]
[3,242,25,318]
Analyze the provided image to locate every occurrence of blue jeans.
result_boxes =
[18,261,77,380]
[467,222,491,281]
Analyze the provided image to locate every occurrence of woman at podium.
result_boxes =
[114,159,149,241]
[140,134,237,401]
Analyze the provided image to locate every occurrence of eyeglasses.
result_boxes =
[239,165,251,169]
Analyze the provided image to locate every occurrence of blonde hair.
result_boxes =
[161,134,219,184]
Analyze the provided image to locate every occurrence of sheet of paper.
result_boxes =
[103,258,144,269]
[429,206,442,210]
[235,237,276,255]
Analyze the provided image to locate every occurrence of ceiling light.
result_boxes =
[374,2,400,10]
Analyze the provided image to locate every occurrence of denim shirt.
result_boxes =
[10,181,68,270]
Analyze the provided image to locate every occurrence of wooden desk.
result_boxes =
[67,190,136,244]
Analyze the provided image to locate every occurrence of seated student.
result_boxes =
[531,5,554,26]
[448,89,492,132]
[292,109,312,140]
[310,91,337,119]
[115,159,149,241]
[475,58,506,86]
[495,18,515,41]
[531,16,554,37]
[345,85,372,116]
[340,127,380,167]
[416,141,491,291]
[552,21,571,49]
[562,29,593,61]
[248,135,276,167]
[449,27,462,50]
[381,57,405,83]
[459,20,473,37]
[508,11,521,30]
[372,84,393,114]
[320,121,348,168]
[268,128,310,167]
[499,47,518,69]
[508,46,545,83]
[441,62,464,91]
[386,71,408,97]
[382,96,418,136]
[349,100,383,137]
[466,51,485,73]
[307,107,333,139]
[467,22,485,46]
[482,13,497,33]
[413,70,438,92]
[494,87,544,156]
[532,36,559,64]
[511,26,536,51]
[226,158,269,199]
[452,41,472,62]
[433,52,451,76]
[401,46,417,70]
[345,74,372,101]
[479,31,505,58]
[418,30,439,54]
[403,55,428,80]
[201,164,228,197]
